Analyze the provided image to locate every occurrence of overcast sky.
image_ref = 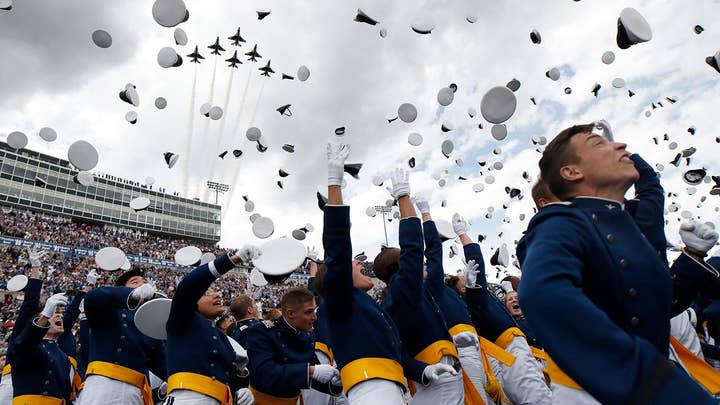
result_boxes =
[2,0,719,281]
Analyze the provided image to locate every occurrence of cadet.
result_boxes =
[77,267,167,405]
[229,294,261,348]
[517,123,718,404]
[163,250,255,405]
[246,287,341,404]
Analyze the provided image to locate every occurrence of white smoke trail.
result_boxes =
[181,66,198,197]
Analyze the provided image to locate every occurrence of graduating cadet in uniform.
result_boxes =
[246,287,341,404]
[163,250,255,405]
[517,123,719,404]
[77,268,168,405]
[457,216,552,405]
[372,167,462,405]
[411,195,492,405]
[321,143,425,404]
[229,294,261,348]
[6,249,73,404]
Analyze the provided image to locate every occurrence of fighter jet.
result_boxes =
[245,44,261,62]
[259,60,275,77]
[228,27,245,46]
[186,45,205,63]
[208,36,225,55]
[226,50,242,68]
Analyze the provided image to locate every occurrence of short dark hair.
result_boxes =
[372,247,400,284]
[531,178,555,208]
[445,275,462,295]
[539,124,594,200]
[280,287,315,312]
[229,295,254,320]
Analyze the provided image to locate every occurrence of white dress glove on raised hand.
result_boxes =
[500,280,514,293]
[412,194,430,215]
[306,246,319,262]
[237,244,261,264]
[41,293,68,318]
[464,259,479,287]
[312,364,339,383]
[29,248,48,268]
[235,388,254,405]
[129,283,156,303]
[422,363,457,385]
[453,331,479,348]
[86,269,99,285]
[680,220,719,255]
[327,143,350,186]
[452,213,468,237]
[386,168,411,199]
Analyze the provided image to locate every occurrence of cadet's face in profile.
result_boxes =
[287,300,317,333]
[125,276,145,289]
[198,289,224,319]
[569,132,639,191]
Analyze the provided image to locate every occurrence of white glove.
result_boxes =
[386,168,410,199]
[412,194,430,215]
[500,280,514,293]
[237,245,261,264]
[41,293,68,318]
[312,364,339,383]
[129,283,156,303]
[306,246,319,262]
[330,373,342,386]
[464,260,479,287]
[680,220,719,255]
[327,143,350,186]
[29,248,48,267]
[453,331,479,348]
[422,363,457,384]
[86,269,99,285]
[452,213,468,236]
[235,388,254,405]
[158,382,168,399]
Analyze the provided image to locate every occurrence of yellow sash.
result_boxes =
[479,344,510,405]
[414,339,459,364]
[449,323,479,337]
[168,372,232,405]
[12,395,65,405]
[670,336,720,394]
[461,365,487,405]
[315,342,335,364]
[2,364,10,376]
[530,346,548,361]
[494,327,525,349]
[249,385,299,405]
[479,338,515,367]
[545,355,582,390]
[85,361,153,405]
[340,357,406,394]
[67,356,81,400]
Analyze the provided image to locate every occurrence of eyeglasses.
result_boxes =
[591,120,614,142]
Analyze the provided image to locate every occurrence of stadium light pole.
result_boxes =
[374,205,394,246]
[206,181,230,205]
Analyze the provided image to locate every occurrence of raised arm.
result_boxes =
[518,214,712,404]
[670,221,720,315]
[9,249,46,342]
[166,252,244,333]
[84,286,134,329]
[627,153,667,265]
[419,203,446,299]
[321,142,355,317]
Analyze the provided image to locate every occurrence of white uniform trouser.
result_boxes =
[0,373,13,404]
[163,389,220,405]
[671,311,704,359]
[347,378,407,405]
[499,336,553,405]
[456,344,492,405]
[302,351,349,405]
[411,355,464,405]
[76,374,143,405]
[550,383,600,405]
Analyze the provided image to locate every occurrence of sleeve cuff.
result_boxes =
[680,252,720,278]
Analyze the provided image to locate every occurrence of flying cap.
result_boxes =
[92,30,112,48]
[200,252,215,265]
[545,67,560,81]
[282,144,295,153]
[411,19,435,34]
[96,247,127,271]
[246,127,261,141]
[434,219,456,241]
[68,140,99,171]
[616,8,653,49]
[125,111,138,124]
[155,97,167,109]
[7,131,28,150]
[175,246,202,266]
[209,106,223,120]
[152,0,189,28]
[530,29,541,44]
[276,104,292,117]
[491,124,507,140]
[506,79,521,92]
[398,103,417,123]
[706,50,720,74]
[250,268,268,287]
[366,206,377,217]
[129,196,151,212]
[437,87,454,106]
[134,298,172,340]
[441,140,454,158]
[683,169,706,185]
[163,152,179,168]
[252,216,275,239]
[174,28,188,45]
[74,171,95,186]
[441,120,454,132]
[408,132,423,146]
[612,78,625,88]
[158,47,183,68]
[297,65,310,81]
[481,86,517,124]
[601,51,615,64]
[256,8,271,20]
[119,83,140,106]
[354,9,379,25]
[253,238,306,279]
[7,274,28,292]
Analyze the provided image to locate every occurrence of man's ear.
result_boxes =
[560,164,583,182]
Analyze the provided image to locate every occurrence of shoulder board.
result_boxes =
[262,320,275,328]
[239,325,249,331]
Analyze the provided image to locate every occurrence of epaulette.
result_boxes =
[262,320,275,328]
[239,325,249,331]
